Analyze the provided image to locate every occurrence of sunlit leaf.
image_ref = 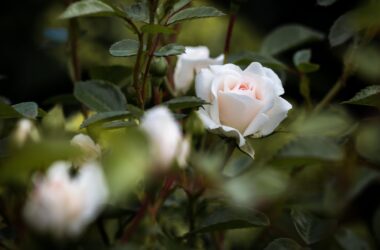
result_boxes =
[74,80,127,112]
[167,6,225,25]
[261,25,324,56]
[80,111,131,128]
[60,0,115,19]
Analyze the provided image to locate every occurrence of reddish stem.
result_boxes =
[121,196,149,243]
[223,14,237,64]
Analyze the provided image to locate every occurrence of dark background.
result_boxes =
[0,0,360,104]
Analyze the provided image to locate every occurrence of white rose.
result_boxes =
[71,133,101,165]
[12,119,40,147]
[23,161,108,238]
[195,62,292,147]
[141,106,188,169]
[174,46,224,94]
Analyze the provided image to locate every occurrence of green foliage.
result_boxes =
[109,39,141,57]
[154,43,186,57]
[189,206,269,234]
[12,102,39,119]
[291,208,337,245]
[317,0,337,7]
[261,25,324,56]
[80,111,132,128]
[356,122,380,164]
[60,0,115,19]
[328,12,359,47]
[164,96,208,110]
[74,80,127,112]
[141,24,175,35]
[293,49,320,73]
[167,7,225,25]
[89,65,132,86]
[125,1,149,23]
[264,238,303,250]
[229,51,286,70]
[343,85,380,109]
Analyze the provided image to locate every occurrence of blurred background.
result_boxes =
[0,0,361,105]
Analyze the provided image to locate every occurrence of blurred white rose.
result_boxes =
[23,161,108,238]
[195,62,292,147]
[174,46,224,94]
[12,119,40,147]
[71,133,101,165]
[141,106,189,169]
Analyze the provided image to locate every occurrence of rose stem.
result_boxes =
[97,219,111,246]
[121,196,149,243]
[223,6,238,64]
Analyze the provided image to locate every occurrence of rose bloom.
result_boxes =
[141,106,189,169]
[196,62,292,147]
[23,161,108,238]
[174,46,224,94]
[71,133,101,165]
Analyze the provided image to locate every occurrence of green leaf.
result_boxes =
[293,49,311,66]
[109,39,140,57]
[190,206,269,234]
[293,49,320,73]
[164,96,207,110]
[89,65,132,86]
[154,43,185,57]
[80,111,131,128]
[125,2,149,23]
[141,24,175,35]
[329,13,359,47]
[12,102,39,119]
[60,0,115,19]
[356,122,380,164]
[279,137,343,161]
[335,228,371,250]
[350,46,380,82]
[43,94,79,106]
[264,238,303,250]
[74,80,127,112]
[291,208,337,245]
[0,102,22,119]
[342,85,380,109]
[170,0,191,14]
[317,0,337,7]
[167,6,225,25]
[261,25,324,56]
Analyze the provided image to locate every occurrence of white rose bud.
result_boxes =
[71,134,101,165]
[23,161,108,238]
[141,106,188,170]
[195,62,292,147]
[174,46,224,94]
[12,119,40,147]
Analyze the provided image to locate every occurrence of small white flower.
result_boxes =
[195,62,292,148]
[141,106,188,170]
[174,46,224,94]
[23,161,108,238]
[71,134,101,165]
[13,119,40,146]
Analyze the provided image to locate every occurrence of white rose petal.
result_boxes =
[141,106,186,169]
[13,119,40,146]
[174,46,224,94]
[23,161,108,238]
[195,62,292,149]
